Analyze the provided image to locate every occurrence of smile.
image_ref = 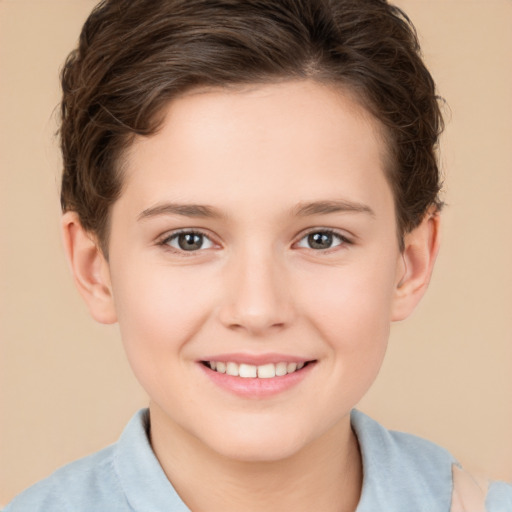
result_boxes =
[199,355,317,398]
[203,361,309,378]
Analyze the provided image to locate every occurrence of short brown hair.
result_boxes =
[60,0,444,253]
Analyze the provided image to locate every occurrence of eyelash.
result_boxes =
[157,228,353,255]
[295,228,352,252]
[158,229,216,255]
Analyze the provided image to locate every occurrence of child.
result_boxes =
[5,0,511,511]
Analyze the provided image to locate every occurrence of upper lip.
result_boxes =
[199,353,315,365]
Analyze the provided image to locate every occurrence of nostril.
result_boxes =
[224,316,289,335]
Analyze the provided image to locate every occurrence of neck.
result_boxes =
[149,404,362,512]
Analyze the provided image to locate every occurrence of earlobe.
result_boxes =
[391,209,441,321]
[61,212,117,324]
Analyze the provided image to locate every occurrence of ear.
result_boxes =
[61,212,117,324]
[391,208,441,321]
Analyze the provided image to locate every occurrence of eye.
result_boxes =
[296,230,348,250]
[163,231,215,252]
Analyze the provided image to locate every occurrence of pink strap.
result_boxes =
[451,464,489,512]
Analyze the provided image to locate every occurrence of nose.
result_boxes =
[217,248,295,336]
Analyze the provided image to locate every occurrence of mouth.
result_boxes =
[198,354,317,398]
[201,360,313,378]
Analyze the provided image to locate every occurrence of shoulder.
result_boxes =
[4,410,151,512]
[4,444,128,512]
[486,480,512,512]
[351,408,456,481]
[451,466,512,512]
[351,409,456,511]
[5,409,190,512]
[351,410,512,512]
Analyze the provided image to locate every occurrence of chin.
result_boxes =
[213,434,306,463]
[197,415,319,463]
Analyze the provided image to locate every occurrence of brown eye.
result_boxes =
[296,230,347,250]
[308,232,333,249]
[166,232,214,252]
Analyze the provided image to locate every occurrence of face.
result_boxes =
[106,81,404,461]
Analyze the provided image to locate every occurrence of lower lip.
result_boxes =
[199,362,315,399]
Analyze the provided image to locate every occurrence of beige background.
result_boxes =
[1,0,511,505]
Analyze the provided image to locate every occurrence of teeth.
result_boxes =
[275,362,287,376]
[226,362,239,376]
[207,361,308,378]
[257,363,276,379]
[287,362,297,373]
[239,364,257,378]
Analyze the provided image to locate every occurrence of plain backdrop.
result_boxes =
[1,0,511,505]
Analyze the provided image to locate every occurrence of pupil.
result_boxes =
[178,233,203,251]
[308,232,332,249]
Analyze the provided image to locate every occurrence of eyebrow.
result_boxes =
[138,199,375,222]
[293,200,375,218]
[138,202,223,221]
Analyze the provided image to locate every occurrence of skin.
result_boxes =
[63,80,440,512]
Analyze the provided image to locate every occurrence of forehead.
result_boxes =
[119,80,393,218]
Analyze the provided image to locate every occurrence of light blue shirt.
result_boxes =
[5,409,512,511]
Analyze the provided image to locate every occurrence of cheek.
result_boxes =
[297,263,394,408]
[297,257,396,358]
[303,256,395,312]
[110,261,215,362]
